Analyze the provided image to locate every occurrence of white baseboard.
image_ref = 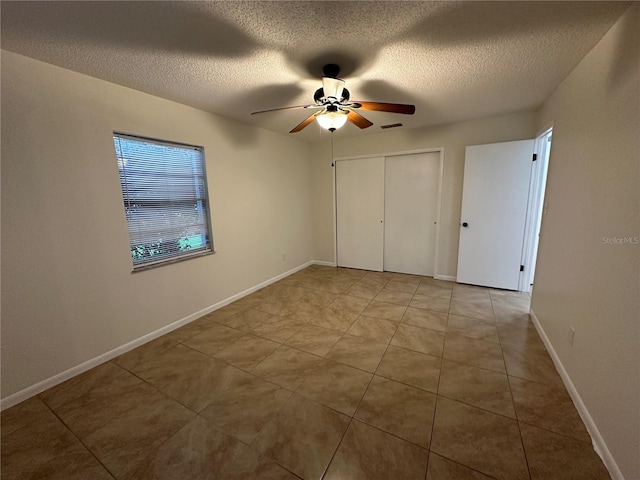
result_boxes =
[0,261,314,411]
[312,260,337,267]
[529,309,624,480]
[435,274,456,282]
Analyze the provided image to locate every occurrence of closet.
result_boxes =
[335,151,441,276]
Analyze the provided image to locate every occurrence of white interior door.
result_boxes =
[457,140,534,290]
[384,152,440,276]
[336,157,385,271]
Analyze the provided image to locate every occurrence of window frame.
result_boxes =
[113,131,215,272]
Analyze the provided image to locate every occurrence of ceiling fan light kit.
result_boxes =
[251,64,415,134]
[316,106,348,132]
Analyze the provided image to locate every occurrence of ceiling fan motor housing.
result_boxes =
[314,86,350,105]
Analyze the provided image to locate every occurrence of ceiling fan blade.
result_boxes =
[351,101,416,115]
[347,110,373,129]
[251,104,320,115]
[289,112,319,133]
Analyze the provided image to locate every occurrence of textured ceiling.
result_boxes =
[1,1,630,141]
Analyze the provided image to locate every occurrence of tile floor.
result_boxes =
[1,265,611,480]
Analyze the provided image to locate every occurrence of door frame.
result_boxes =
[332,148,445,278]
[518,127,553,291]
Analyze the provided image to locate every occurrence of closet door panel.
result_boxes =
[336,157,385,271]
[384,152,439,276]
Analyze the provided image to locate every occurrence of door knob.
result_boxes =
[462,222,469,227]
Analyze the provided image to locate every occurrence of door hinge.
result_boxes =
[520,265,525,272]
[532,153,537,161]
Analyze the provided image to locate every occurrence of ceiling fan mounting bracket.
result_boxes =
[322,64,341,78]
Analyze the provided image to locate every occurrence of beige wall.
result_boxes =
[1,51,313,398]
[310,111,536,276]
[532,5,639,479]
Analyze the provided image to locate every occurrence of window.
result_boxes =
[113,132,213,270]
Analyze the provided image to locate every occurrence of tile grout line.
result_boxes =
[37,391,135,480]
[426,451,502,480]
[421,278,453,480]
[491,289,534,480]
[425,275,453,457]
[428,284,519,479]
[114,360,204,417]
[286,269,374,480]
[319,309,398,480]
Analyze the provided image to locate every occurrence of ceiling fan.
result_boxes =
[251,64,415,133]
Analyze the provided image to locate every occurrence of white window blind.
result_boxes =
[113,132,213,270]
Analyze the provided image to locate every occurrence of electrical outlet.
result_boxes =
[568,326,575,346]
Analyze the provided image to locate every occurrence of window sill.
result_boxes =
[131,249,215,273]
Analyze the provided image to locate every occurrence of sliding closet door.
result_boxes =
[384,152,440,276]
[336,157,385,271]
